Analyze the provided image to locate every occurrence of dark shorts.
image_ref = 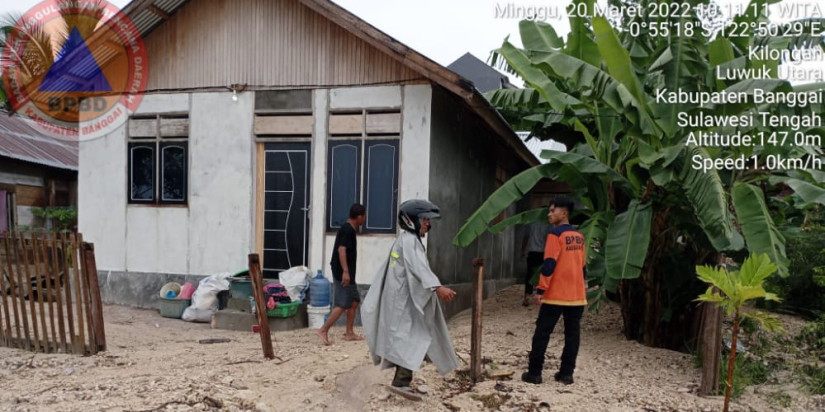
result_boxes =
[333,280,361,309]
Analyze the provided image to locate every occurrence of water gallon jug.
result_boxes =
[309,270,330,307]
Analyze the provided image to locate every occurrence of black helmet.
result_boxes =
[398,199,440,235]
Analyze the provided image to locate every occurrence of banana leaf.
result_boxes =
[678,147,744,252]
[769,176,825,207]
[519,20,563,52]
[604,200,652,281]
[731,182,790,277]
[453,151,623,247]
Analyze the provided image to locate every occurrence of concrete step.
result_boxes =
[212,305,308,332]
[226,297,252,312]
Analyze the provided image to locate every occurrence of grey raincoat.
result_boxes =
[361,231,459,375]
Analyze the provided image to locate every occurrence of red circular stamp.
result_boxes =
[1,0,147,141]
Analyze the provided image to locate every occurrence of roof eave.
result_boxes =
[297,0,537,167]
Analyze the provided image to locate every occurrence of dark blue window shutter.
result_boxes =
[327,140,361,229]
[364,140,399,232]
[160,142,187,203]
[129,143,155,203]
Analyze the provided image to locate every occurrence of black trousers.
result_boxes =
[525,251,543,295]
[528,304,584,377]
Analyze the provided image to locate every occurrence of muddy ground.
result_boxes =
[1,285,823,411]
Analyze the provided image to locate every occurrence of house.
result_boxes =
[446,52,517,94]
[447,54,569,206]
[0,112,78,234]
[78,0,538,314]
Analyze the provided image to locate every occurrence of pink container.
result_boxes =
[179,282,195,299]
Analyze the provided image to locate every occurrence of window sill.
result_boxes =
[324,230,397,236]
[127,203,189,208]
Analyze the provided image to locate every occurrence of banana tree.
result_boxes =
[0,0,106,117]
[454,0,825,348]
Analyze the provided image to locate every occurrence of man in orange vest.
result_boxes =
[521,196,587,385]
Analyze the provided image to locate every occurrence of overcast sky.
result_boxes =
[3,0,761,66]
[2,0,535,68]
[1,0,810,82]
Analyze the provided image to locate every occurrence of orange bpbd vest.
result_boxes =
[538,224,587,306]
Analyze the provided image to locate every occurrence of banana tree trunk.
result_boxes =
[699,300,723,395]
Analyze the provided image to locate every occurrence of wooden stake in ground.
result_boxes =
[248,254,274,359]
[470,258,484,382]
[83,242,106,353]
[699,254,726,396]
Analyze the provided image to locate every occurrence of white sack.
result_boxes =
[182,272,231,322]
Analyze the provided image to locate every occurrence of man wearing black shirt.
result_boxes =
[317,203,366,345]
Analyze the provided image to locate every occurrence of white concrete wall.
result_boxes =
[329,86,401,109]
[399,85,432,202]
[187,92,255,274]
[81,85,429,285]
[78,121,127,270]
[308,90,329,275]
[79,92,255,275]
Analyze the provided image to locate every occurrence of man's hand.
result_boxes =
[342,271,351,287]
[436,286,456,303]
[532,294,542,306]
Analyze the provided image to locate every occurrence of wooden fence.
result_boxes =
[0,232,105,355]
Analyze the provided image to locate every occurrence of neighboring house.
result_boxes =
[446,53,517,94]
[79,0,538,313]
[516,132,567,165]
[447,53,567,164]
[447,54,568,208]
[0,112,78,235]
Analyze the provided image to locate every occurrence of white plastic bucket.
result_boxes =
[307,305,329,329]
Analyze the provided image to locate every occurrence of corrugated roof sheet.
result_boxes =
[0,112,78,171]
[516,132,566,164]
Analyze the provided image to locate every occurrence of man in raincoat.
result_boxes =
[361,199,459,399]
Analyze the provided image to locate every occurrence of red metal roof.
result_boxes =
[0,112,78,171]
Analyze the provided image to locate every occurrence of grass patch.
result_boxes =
[720,353,770,399]
[799,315,825,352]
[800,363,825,395]
[767,391,792,408]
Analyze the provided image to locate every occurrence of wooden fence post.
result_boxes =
[1,235,20,348]
[699,254,726,395]
[248,254,274,359]
[470,258,484,382]
[83,242,106,353]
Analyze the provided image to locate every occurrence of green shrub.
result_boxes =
[739,317,758,335]
[800,363,825,395]
[768,391,792,408]
[720,352,770,399]
[30,206,77,232]
[798,315,825,351]
[764,209,825,317]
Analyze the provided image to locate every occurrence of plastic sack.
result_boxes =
[278,266,311,303]
[181,272,231,322]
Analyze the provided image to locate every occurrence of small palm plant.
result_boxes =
[695,253,783,412]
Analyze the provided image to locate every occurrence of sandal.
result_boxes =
[386,385,423,401]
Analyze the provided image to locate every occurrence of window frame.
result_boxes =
[326,139,362,231]
[363,139,399,233]
[127,114,189,206]
[159,141,188,204]
[128,142,156,204]
[325,110,401,234]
